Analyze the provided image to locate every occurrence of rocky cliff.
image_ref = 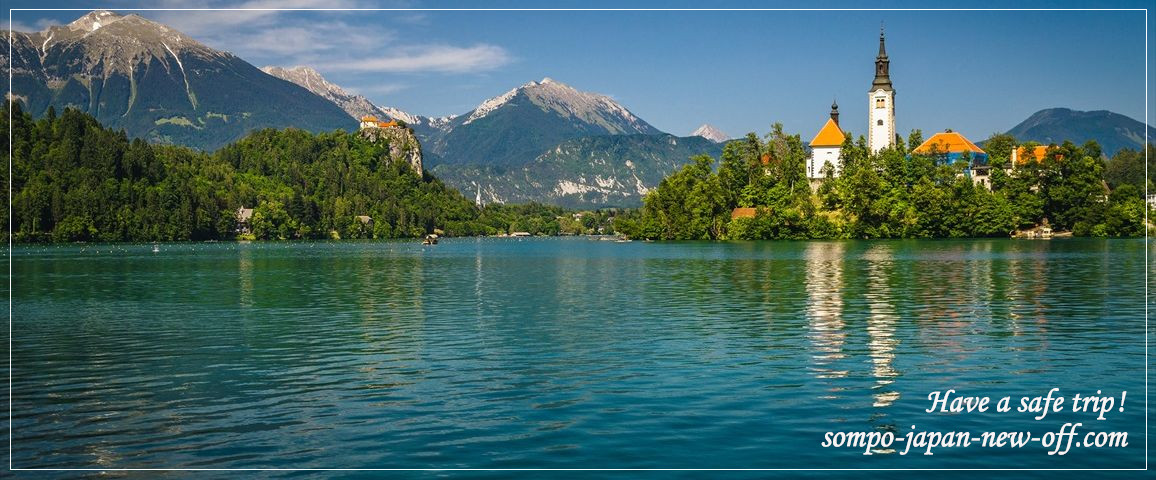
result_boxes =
[359,126,423,173]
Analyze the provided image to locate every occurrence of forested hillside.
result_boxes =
[2,103,586,242]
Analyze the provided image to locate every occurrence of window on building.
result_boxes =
[875,97,885,108]
[877,119,883,126]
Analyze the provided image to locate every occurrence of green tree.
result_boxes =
[983,133,1017,169]
[1104,148,1146,193]
[638,155,728,240]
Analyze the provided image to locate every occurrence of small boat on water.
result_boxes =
[152,243,160,253]
[422,234,439,245]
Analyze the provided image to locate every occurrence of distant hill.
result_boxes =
[1003,108,1154,156]
[431,133,723,208]
[4,10,355,151]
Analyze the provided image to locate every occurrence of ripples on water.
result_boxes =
[8,238,1148,472]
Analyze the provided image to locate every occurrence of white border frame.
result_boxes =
[4,5,1151,476]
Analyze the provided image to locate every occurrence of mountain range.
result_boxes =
[6,10,1154,208]
[263,66,668,170]
[4,11,354,151]
[425,78,663,169]
[432,134,724,208]
[260,65,455,141]
[263,68,698,206]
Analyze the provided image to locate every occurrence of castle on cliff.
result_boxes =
[357,115,423,174]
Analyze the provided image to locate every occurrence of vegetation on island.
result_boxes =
[615,125,1152,240]
[4,103,1149,243]
[2,103,613,242]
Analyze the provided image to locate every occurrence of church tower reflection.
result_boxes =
[805,242,847,380]
[863,244,900,407]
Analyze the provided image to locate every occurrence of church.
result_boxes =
[806,27,896,179]
[807,102,844,179]
[805,27,994,188]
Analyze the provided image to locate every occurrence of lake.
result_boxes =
[8,237,1149,472]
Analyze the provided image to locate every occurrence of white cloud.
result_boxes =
[142,0,405,37]
[34,18,61,29]
[2,20,35,32]
[143,0,374,39]
[394,13,430,25]
[127,6,506,76]
[345,83,408,96]
[323,44,513,73]
[10,4,513,113]
[194,22,390,59]
[3,17,60,33]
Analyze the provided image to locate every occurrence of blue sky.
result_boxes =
[7,1,1152,143]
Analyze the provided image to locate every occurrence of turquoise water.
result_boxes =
[8,238,1148,471]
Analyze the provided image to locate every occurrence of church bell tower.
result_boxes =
[868,26,896,154]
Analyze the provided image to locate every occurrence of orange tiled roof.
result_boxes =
[377,120,398,128]
[913,131,985,155]
[361,115,378,122]
[731,207,758,219]
[1014,145,1050,164]
[809,118,846,147]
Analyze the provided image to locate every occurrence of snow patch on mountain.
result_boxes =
[68,10,120,33]
[461,77,657,135]
[261,65,456,131]
[523,78,651,134]
[11,10,219,80]
[691,124,729,143]
[463,84,524,125]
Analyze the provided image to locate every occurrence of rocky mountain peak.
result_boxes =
[262,65,342,96]
[462,77,656,136]
[691,124,730,143]
[34,10,210,68]
[6,10,355,151]
[67,10,122,33]
[261,63,456,134]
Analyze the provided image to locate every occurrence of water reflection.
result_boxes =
[238,243,253,308]
[863,244,899,408]
[966,242,994,328]
[913,244,970,359]
[9,238,1145,469]
[1020,254,1052,334]
[804,242,847,381]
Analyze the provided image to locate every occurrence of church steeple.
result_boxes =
[872,25,893,91]
[830,99,839,126]
[868,24,896,154]
[878,24,887,57]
